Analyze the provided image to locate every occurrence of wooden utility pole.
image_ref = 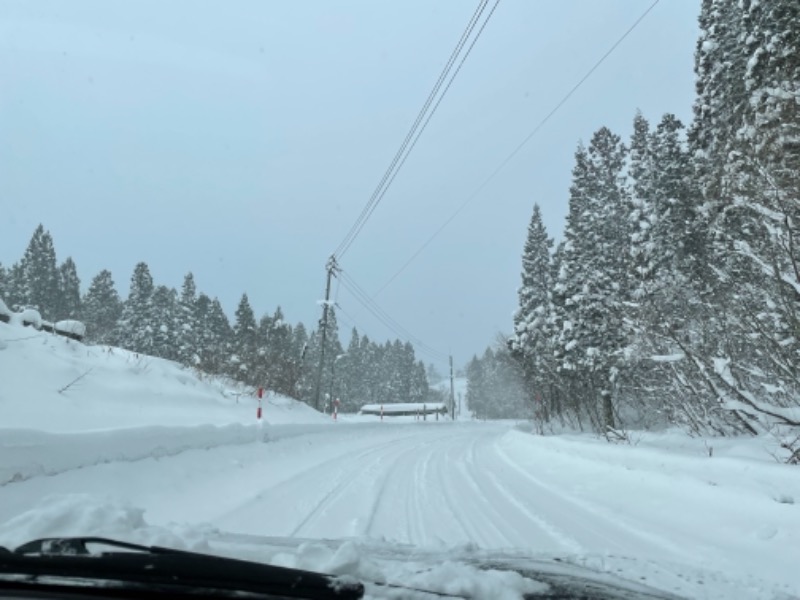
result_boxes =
[449,355,455,420]
[314,256,338,412]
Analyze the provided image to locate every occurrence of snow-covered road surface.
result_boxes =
[1,421,797,599]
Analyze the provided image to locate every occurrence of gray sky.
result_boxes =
[0,0,699,368]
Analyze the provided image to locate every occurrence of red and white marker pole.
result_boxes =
[257,387,264,420]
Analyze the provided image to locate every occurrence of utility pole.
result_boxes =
[314,255,338,412]
[449,355,455,420]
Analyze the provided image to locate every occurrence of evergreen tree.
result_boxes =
[465,354,485,418]
[252,312,274,386]
[150,285,178,360]
[553,128,630,431]
[18,224,60,316]
[681,0,800,436]
[509,203,554,405]
[195,295,232,374]
[82,270,122,345]
[738,0,800,188]
[690,0,748,203]
[360,334,381,405]
[230,293,258,380]
[4,262,25,310]
[300,308,343,408]
[265,307,298,396]
[0,262,7,303]
[176,273,199,366]
[120,262,155,355]
[335,328,360,411]
[409,360,429,404]
[627,111,656,295]
[57,257,82,320]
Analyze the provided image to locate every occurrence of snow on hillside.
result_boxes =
[0,320,327,432]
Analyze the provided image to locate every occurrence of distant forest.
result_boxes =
[0,226,444,412]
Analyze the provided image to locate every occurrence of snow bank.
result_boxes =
[0,494,212,552]
[0,424,266,486]
[14,308,41,328]
[0,321,328,432]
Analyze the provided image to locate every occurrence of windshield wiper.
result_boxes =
[1,536,365,599]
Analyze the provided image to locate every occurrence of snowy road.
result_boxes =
[2,420,798,598]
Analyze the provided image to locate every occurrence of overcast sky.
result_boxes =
[0,0,700,368]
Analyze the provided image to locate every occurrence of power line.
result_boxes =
[339,0,503,261]
[333,0,500,261]
[339,273,447,361]
[373,0,661,297]
[333,0,487,260]
[337,270,449,362]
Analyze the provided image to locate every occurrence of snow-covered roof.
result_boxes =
[55,320,87,337]
[360,402,447,415]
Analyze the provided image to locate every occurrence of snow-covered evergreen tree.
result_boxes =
[553,128,630,431]
[195,294,232,374]
[56,257,82,320]
[82,270,122,345]
[120,262,155,355]
[0,262,7,303]
[176,273,199,366]
[150,285,178,361]
[508,202,554,407]
[18,225,60,316]
[230,293,257,380]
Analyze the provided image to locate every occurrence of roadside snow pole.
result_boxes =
[423,404,427,421]
[380,405,384,421]
[257,387,263,420]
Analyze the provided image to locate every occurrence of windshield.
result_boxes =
[1,1,798,599]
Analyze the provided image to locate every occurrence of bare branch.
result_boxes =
[58,368,93,394]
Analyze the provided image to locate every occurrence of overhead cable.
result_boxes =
[333,0,500,261]
[337,270,449,362]
[338,0,503,262]
[373,0,661,297]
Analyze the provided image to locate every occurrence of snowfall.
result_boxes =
[0,320,798,599]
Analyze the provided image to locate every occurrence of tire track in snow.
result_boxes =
[287,434,429,538]
[213,432,422,537]
[363,428,471,543]
[425,431,508,547]
[363,441,429,537]
[436,430,578,551]
[489,435,693,561]
[459,433,585,554]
